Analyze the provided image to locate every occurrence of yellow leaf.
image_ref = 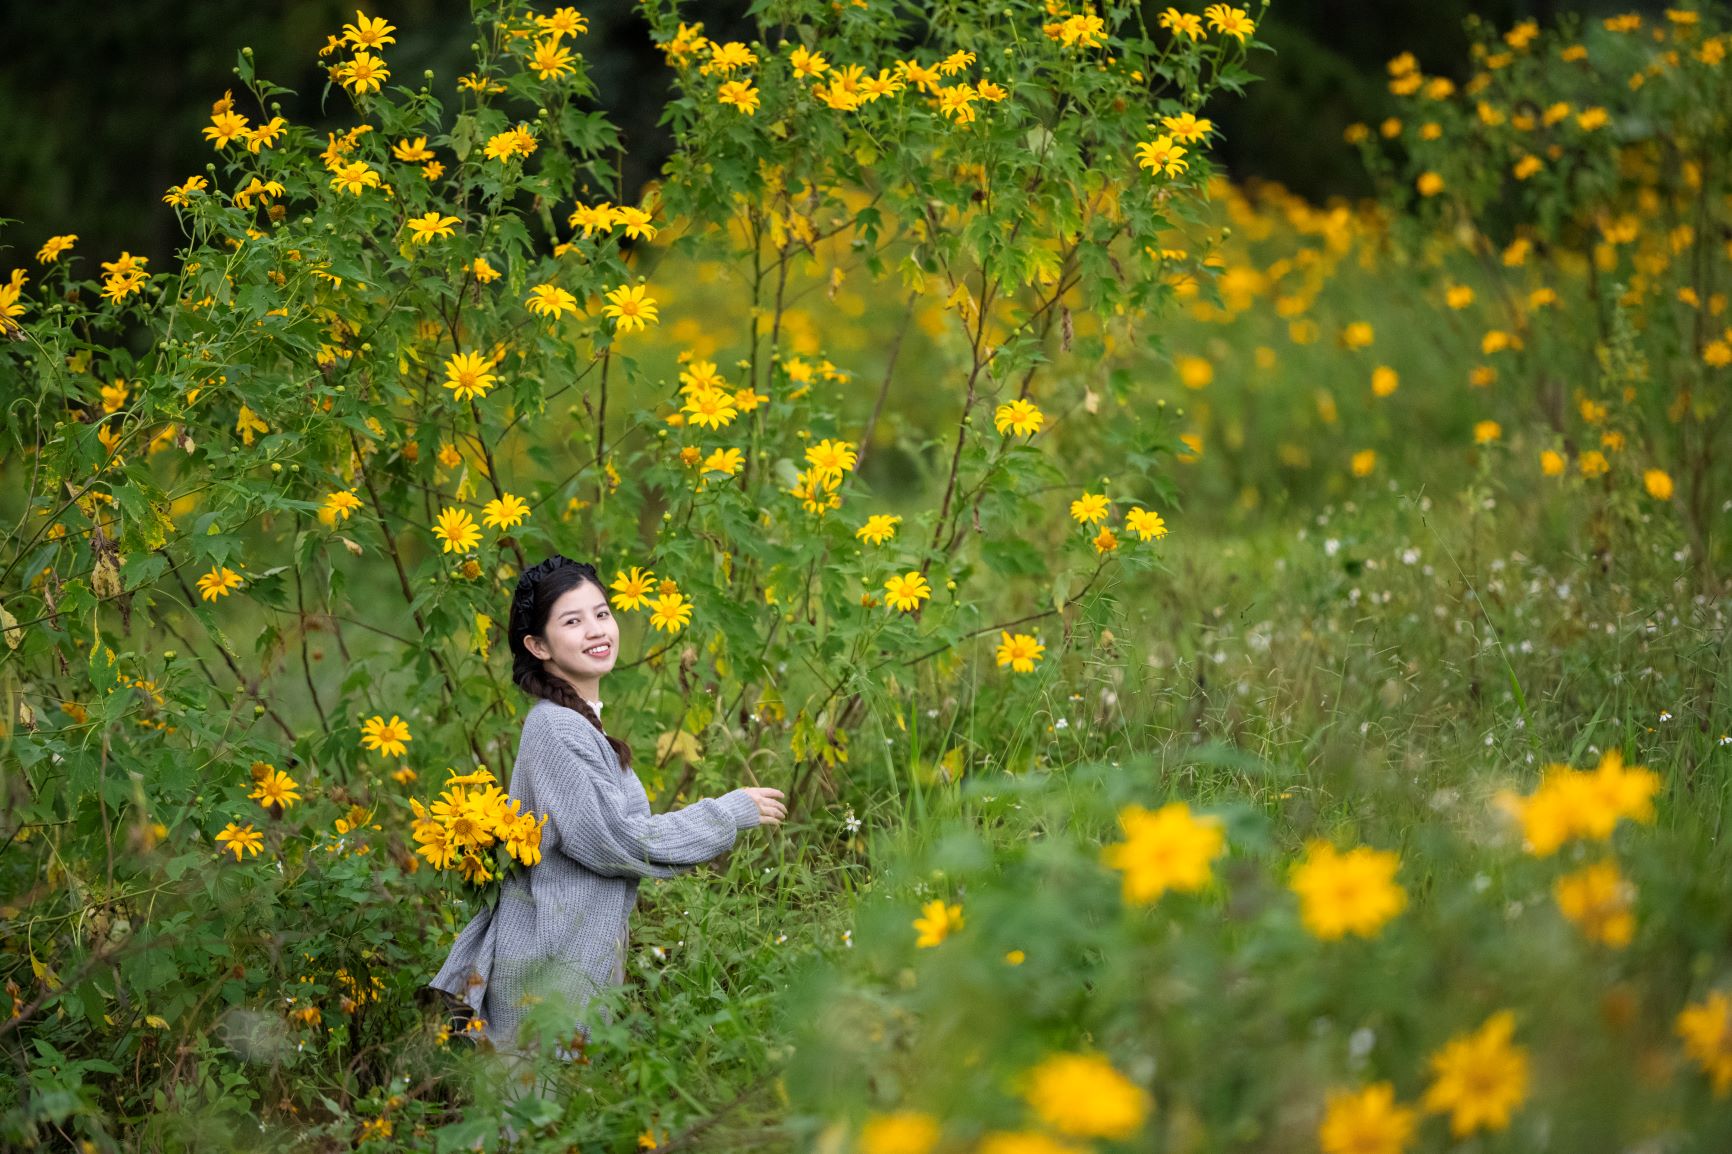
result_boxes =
[145,1014,170,1029]
[655,730,702,764]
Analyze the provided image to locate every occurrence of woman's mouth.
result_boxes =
[583,643,613,659]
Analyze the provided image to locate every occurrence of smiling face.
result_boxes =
[523,578,619,702]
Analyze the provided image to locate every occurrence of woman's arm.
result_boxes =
[528,715,760,879]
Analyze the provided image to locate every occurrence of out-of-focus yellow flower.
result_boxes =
[1420,1012,1530,1137]
[912,899,962,947]
[1289,842,1406,940]
[1021,1051,1150,1140]
[1101,801,1224,904]
[1318,1082,1417,1154]
[1553,860,1636,947]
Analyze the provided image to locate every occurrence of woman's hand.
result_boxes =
[740,786,786,826]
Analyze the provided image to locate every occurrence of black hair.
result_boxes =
[507,553,632,771]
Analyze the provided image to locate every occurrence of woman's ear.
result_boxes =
[524,634,549,661]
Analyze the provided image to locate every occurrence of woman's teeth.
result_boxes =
[585,644,611,657]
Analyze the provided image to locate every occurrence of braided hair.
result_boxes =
[508,553,632,771]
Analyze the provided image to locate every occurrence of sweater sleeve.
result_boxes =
[528,714,760,880]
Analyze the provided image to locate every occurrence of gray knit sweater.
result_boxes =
[427,697,761,1057]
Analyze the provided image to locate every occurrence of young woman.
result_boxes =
[428,554,785,1066]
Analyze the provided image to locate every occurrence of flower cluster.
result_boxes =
[409,768,548,886]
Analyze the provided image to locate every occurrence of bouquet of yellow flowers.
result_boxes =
[408,768,548,887]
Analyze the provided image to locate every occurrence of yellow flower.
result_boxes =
[995,398,1045,437]
[482,492,530,530]
[649,591,694,633]
[1045,13,1107,48]
[1553,859,1636,947]
[1644,468,1674,500]
[975,1133,1083,1154]
[789,45,829,79]
[883,571,932,613]
[1342,321,1375,349]
[392,136,435,162]
[442,351,497,403]
[538,6,589,40]
[1158,7,1205,39]
[458,71,506,95]
[1204,3,1255,41]
[704,41,759,73]
[994,631,1045,673]
[1160,112,1213,143]
[163,176,209,207]
[433,506,482,553]
[250,769,303,811]
[1092,525,1119,554]
[682,386,738,429]
[1351,449,1378,478]
[483,124,538,162]
[1289,842,1406,940]
[360,714,412,758]
[1371,365,1399,397]
[568,201,618,238]
[470,256,501,283]
[912,899,962,947]
[1473,420,1502,445]
[603,283,659,332]
[36,235,77,264]
[342,10,397,49]
[1445,283,1475,309]
[717,79,761,115]
[1318,1083,1417,1154]
[328,160,382,196]
[203,110,251,149]
[215,821,265,861]
[1135,135,1188,179]
[1124,507,1168,541]
[805,438,858,484]
[611,566,657,611]
[858,1112,939,1154]
[701,447,744,476]
[1021,1052,1150,1140]
[246,117,287,152]
[1101,801,1225,904]
[1579,449,1610,478]
[1176,354,1213,389]
[322,489,364,524]
[406,211,460,243]
[1069,492,1109,525]
[1416,171,1445,197]
[530,38,576,80]
[855,514,901,545]
[1540,449,1566,477]
[525,283,579,319]
[338,51,390,95]
[1676,991,1732,1096]
[1421,1011,1530,1137]
[614,205,657,240]
[197,565,245,601]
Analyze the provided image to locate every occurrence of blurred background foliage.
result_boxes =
[1,0,1614,272]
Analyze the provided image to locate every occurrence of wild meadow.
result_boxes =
[2,1,1730,1151]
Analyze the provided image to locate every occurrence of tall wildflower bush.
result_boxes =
[0,0,1262,1144]
[1346,5,1732,555]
